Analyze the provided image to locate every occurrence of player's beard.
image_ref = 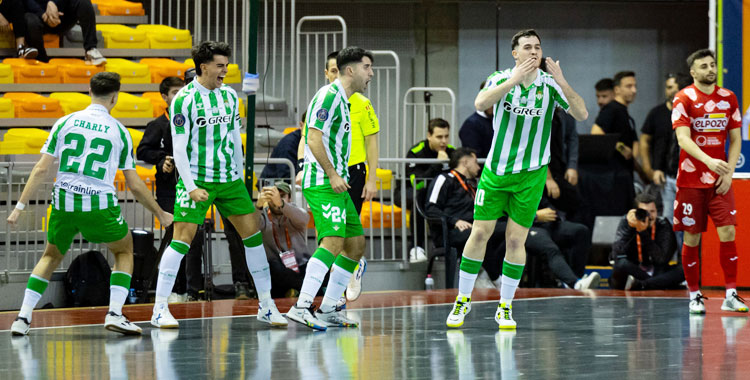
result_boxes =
[698,73,716,86]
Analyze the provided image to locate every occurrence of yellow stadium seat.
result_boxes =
[49,58,104,84]
[94,0,145,16]
[139,58,192,83]
[112,92,153,118]
[184,58,241,83]
[136,25,192,49]
[105,58,151,83]
[0,63,12,83]
[360,201,402,229]
[96,24,148,49]
[3,58,61,84]
[3,93,63,118]
[0,128,50,154]
[50,92,91,114]
[43,34,59,48]
[0,98,13,118]
[238,97,246,117]
[372,167,393,190]
[141,92,167,117]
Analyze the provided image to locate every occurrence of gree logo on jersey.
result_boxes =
[503,102,544,117]
[693,113,727,132]
[195,115,233,126]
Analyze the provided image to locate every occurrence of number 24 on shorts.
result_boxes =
[322,203,346,223]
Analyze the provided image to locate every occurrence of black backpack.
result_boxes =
[64,250,112,307]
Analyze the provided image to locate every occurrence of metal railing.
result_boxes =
[294,15,347,121]
[367,50,401,159]
[402,87,457,156]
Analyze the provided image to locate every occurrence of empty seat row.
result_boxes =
[1,57,241,84]
[97,24,191,49]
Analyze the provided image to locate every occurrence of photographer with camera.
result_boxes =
[611,192,684,290]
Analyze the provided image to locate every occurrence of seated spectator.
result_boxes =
[24,0,105,64]
[399,118,456,260]
[0,0,37,58]
[610,192,684,290]
[256,181,310,298]
[260,111,305,183]
[459,81,494,160]
[485,197,599,290]
[595,78,615,109]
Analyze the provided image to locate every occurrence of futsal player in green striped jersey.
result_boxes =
[150,41,287,328]
[446,29,589,330]
[8,72,173,336]
[286,47,374,331]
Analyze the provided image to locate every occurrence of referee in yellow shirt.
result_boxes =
[297,51,380,302]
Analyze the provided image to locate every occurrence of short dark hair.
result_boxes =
[449,147,476,170]
[676,72,692,90]
[613,71,635,87]
[595,78,614,92]
[686,49,715,69]
[90,72,121,97]
[326,51,339,70]
[300,110,307,123]
[427,118,450,135]
[336,46,373,74]
[511,29,541,50]
[159,76,184,95]
[192,41,231,76]
[635,191,657,206]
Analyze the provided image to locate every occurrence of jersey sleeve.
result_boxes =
[481,71,509,92]
[729,92,742,130]
[360,98,380,136]
[117,123,136,170]
[671,92,691,129]
[170,89,198,193]
[549,79,570,111]
[41,114,73,157]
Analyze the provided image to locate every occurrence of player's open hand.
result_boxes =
[189,188,209,202]
[706,158,730,176]
[715,173,732,195]
[545,58,567,85]
[330,174,350,194]
[511,58,537,84]
[159,211,174,228]
[6,208,21,226]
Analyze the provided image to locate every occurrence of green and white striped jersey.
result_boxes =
[41,104,135,212]
[302,79,351,189]
[170,80,243,186]
[483,68,569,176]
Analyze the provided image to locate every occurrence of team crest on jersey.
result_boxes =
[317,108,329,122]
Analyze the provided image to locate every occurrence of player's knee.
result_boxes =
[470,224,493,242]
[683,232,701,247]
[717,226,735,242]
[505,236,524,253]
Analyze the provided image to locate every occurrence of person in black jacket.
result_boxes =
[459,81,494,160]
[401,118,456,258]
[611,192,684,290]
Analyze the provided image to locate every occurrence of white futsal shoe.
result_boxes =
[316,307,359,328]
[151,303,179,329]
[346,258,367,301]
[446,296,472,328]
[104,312,142,335]
[257,299,288,327]
[721,292,748,312]
[286,304,327,331]
[574,272,601,290]
[11,317,31,336]
[496,302,517,330]
[689,293,707,314]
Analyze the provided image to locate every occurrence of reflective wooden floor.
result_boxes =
[1,289,748,379]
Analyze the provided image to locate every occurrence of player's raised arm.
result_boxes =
[545,58,588,121]
[474,58,535,111]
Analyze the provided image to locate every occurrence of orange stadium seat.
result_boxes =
[111,92,153,119]
[94,0,145,16]
[136,25,192,49]
[139,58,192,83]
[3,93,63,118]
[141,92,167,117]
[49,58,104,83]
[184,58,241,83]
[360,201,403,229]
[105,58,151,83]
[0,97,14,118]
[0,63,13,83]
[43,34,59,48]
[96,24,149,49]
[3,58,61,84]
[50,92,91,114]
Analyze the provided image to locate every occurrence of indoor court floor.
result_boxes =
[1,288,748,379]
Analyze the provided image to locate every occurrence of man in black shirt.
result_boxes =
[459,82,494,160]
[611,192,684,290]
[595,78,615,109]
[591,71,639,216]
[639,73,691,220]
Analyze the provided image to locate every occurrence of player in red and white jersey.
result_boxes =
[672,49,747,314]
